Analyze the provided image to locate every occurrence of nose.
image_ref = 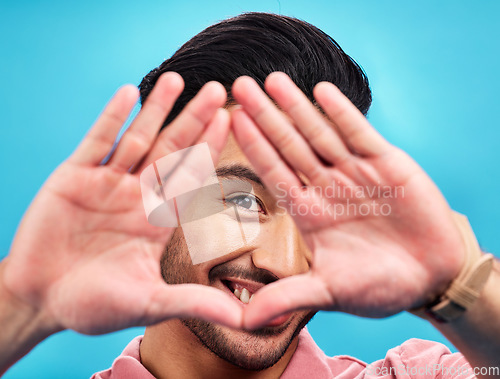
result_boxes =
[251,214,311,279]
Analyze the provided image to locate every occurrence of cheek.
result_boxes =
[160,229,198,285]
[180,209,260,265]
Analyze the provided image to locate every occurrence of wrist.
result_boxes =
[0,259,62,375]
[410,211,494,323]
[431,260,500,372]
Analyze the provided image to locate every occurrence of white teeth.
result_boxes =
[232,286,254,303]
[240,288,250,304]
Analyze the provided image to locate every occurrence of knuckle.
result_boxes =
[275,129,296,151]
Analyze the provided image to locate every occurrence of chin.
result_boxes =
[181,310,314,371]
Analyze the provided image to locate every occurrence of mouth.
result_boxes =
[220,277,263,305]
[219,277,293,327]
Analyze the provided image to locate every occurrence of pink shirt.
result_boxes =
[92,329,472,378]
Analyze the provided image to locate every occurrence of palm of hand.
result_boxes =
[4,74,242,333]
[231,73,464,327]
[300,151,463,317]
[8,163,170,333]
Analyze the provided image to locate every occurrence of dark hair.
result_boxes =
[139,12,371,128]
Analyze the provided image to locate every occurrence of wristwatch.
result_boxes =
[411,211,494,323]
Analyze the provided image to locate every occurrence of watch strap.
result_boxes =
[411,211,494,322]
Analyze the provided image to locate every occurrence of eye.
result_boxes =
[225,193,264,213]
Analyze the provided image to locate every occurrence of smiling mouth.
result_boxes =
[220,278,295,328]
[221,279,258,304]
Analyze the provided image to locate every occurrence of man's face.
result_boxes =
[160,132,314,371]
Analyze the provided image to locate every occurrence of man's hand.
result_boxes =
[231,72,466,328]
[1,72,242,341]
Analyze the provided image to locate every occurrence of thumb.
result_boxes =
[243,274,333,330]
[144,282,244,329]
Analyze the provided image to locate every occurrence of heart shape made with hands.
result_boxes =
[5,71,465,337]
[137,72,466,331]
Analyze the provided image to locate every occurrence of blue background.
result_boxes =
[1,1,499,377]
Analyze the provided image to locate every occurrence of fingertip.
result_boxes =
[108,85,139,116]
[313,81,330,96]
[232,76,258,101]
[314,81,343,102]
[157,71,185,95]
[232,75,254,88]
[118,84,140,102]
[267,71,288,80]
[202,81,227,105]
[264,71,289,92]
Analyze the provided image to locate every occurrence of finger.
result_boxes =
[264,72,351,164]
[314,82,392,157]
[155,108,231,202]
[136,81,227,171]
[232,76,326,184]
[232,108,303,202]
[196,108,231,163]
[243,275,332,330]
[138,109,230,229]
[70,85,139,166]
[145,283,243,329]
[108,72,184,171]
[176,108,231,190]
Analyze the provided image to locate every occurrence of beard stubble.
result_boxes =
[160,228,314,371]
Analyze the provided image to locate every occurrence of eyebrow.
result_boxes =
[215,164,265,188]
